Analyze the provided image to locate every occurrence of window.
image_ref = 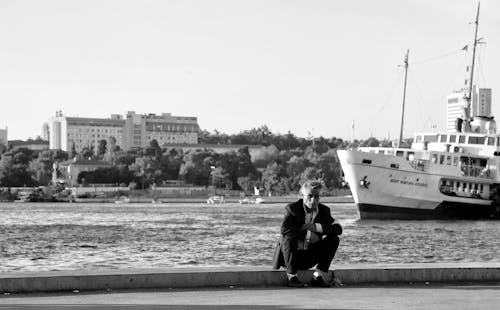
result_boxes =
[424,135,438,142]
[449,135,456,143]
[440,155,445,164]
[362,159,372,164]
[396,150,404,157]
[459,135,466,143]
[432,154,438,163]
[469,136,485,145]
[440,135,447,142]
[390,163,399,169]
[446,156,451,165]
[453,157,458,166]
[488,137,495,146]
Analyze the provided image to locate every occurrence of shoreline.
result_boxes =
[1,195,354,204]
[1,263,499,294]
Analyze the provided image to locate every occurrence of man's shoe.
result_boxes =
[287,276,306,288]
[311,275,331,288]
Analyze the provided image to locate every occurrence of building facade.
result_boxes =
[48,111,199,152]
[446,86,492,132]
[0,127,7,148]
[123,111,199,150]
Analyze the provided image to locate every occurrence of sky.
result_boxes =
[1,0,499,141]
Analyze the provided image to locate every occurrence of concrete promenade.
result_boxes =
[1,263,499,309]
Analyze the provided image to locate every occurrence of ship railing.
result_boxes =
[460,164,492,179]
[409,159,427,171]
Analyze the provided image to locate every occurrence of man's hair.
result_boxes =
[300,180,323,195]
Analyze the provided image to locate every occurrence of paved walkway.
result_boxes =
[1,284,500,310]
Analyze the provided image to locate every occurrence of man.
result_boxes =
[272,180,342,287]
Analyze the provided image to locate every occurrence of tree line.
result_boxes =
[0,125,401,195]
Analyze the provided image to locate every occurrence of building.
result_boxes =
[123,111,199,150]
[48,111,199,152]
[0,127,7,148]
[41,122,50,141]
[9,139,49,151]
[446,86,492,132]
[53,158,111,186]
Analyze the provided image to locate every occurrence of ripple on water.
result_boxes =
[0,202,500,271]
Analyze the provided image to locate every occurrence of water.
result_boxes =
[0,202,499,272]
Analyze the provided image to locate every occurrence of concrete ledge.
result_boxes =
[1,263,499,293]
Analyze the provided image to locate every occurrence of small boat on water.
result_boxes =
[206,195,225,204]
[338,4,500,220]
[114,196,131,204]
[239,197,266,204]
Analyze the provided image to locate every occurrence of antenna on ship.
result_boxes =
[463,2,481,131]
[397,49,409,148]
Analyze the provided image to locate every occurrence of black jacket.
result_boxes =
[272,199,342,269]
[281,199,342,239]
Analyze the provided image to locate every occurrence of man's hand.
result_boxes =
[307,232,320,244]
[302,223,316,232]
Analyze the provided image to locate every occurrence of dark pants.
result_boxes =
[281,234,340,275]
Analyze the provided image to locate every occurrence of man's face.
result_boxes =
[302,188,320,210]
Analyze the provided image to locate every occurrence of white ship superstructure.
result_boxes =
[338,4,500,219]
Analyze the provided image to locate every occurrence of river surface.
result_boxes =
[0,202,499,272]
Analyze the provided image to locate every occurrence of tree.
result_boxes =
[29,150,54,185]
[261,162,282,195]
[145,139,162,158]
[80,147,94,159]
[317,149,342,189]
[0,148,37,187]
[178,150,215,186]
[68,142,77,159]
[360,137,380,147]
[96,139,107,157]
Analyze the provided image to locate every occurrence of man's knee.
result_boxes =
[322,234,340,250]
[281,236,298,252]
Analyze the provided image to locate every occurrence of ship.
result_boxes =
[338,4,500,220]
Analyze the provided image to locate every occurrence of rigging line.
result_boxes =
[441,54,468,94]
[410,48,463,66]
[477,44,487,86]
[367,68,404,135]
[407,73,434,131]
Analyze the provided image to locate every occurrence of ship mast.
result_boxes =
[464,2,481,131]
[397,49,409,148]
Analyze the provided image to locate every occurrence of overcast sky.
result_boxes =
[1,0,499,141]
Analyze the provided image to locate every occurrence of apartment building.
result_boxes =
[48,111,199,152]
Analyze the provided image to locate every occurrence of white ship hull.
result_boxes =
[338,149,499,220]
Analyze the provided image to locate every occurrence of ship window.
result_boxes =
[440,155,445,164]
[424,135,438,142]
[459,135,466,143]
[390,163,399,169]
[488,137,495,146]
[396,151,404,157]
[440,135,447,142]
[449,135,456,143]
[469,136,485,145]
[446,156,451,165]
[362,159,372,164]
